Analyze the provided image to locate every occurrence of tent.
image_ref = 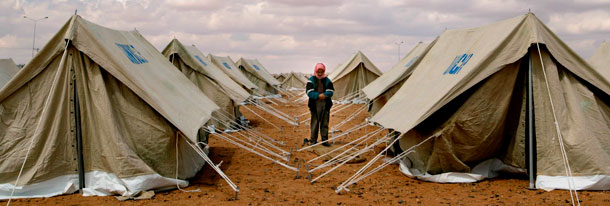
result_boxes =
[162,39,250,131]
[274,73,287,82]
[302,73,312,80]
[208,54,258,93]
[362,41,435,116]
[0,15,219,198]
[327,51,382,100]
[236,58,280,95]
[371,13,610,190]
[280,72,308,90]
[0,58,19,88]
[589,42,610,80]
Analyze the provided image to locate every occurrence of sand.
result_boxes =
[4,99,609,205]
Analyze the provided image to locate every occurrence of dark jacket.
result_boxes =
[306,76,334,111]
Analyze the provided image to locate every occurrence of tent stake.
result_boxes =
[294,161,301,179]
[305,164,312,182]
[286,147,293,163]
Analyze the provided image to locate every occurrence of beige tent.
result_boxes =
[372,13,610,190]
[362,41,435,116]
[328,51,382,100]
[0,58,19,89]
[162,39,250,130]
[302,73,312,80]
[208,54,258,92]
[280,72,308,90]
[236,58,280,95]
[589,42,610,80]
[274,73,287,82]
[0,15,219,199]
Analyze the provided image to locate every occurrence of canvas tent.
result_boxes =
[236,58,280,95]
[208,54,258,93]
[371,13,610,190]
[362,41,434,116]
[274,73,287,82]
[302,73,311,80]
[0,58,19,89]
[328,51,382,100]
[589,42,610,80]
[209,55,298,125]
[162,39,251,130]
[0,15,220,199]
[281,72,308,90]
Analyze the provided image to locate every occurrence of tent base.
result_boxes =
[399,158,610,190]
[82,171,189,197]
[537,175,610,191]
[0,171,190,199]
[399,158,525,183]
[0,174,79,199]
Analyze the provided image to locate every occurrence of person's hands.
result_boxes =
[318,93,326,100]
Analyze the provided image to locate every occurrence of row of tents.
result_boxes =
[274,72,309,90]
[0,14,289,199]
[261,12,609,193]
[348,12,609,191]
[0,11,608,200]
[273,51,384,103]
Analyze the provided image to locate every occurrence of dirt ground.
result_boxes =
[4,95,610,205]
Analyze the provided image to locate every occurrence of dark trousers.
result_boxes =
[310,101,329,143]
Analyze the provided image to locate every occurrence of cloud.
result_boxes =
[548,10,610,34]
[165,0,226,11]
[0,0,609,74]
[265,0,345,7]
[0,34,19,48]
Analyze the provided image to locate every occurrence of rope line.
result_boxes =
[7,40,71,206]
[297,121,368,152]
[535,43,580,206]
[208,129,297,171]
[212,109,286,146]
[177,132,240,193]
[310,133,390,183]
[309,127,385,169]
[175,132,201,193]
[341,134,436,191]
[240,105,282,130]
[336,133,436,193]
[329,103,369,131]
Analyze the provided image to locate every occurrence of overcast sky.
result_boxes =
[1,0,609,74]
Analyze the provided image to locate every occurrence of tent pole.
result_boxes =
[73,67,85,192]
[526,49,536,189]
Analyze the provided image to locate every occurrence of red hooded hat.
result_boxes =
[314,63,327,78]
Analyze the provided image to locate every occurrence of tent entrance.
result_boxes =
[393,44,610,190]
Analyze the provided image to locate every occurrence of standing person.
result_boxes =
[305,63,334,146]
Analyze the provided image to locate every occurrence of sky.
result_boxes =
[1,0,609,74]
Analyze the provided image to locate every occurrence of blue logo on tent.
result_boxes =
[194,55,208,66]
[222,62,231,70]
[404,56,418,68]
[443,53,473,75]
[115,43,148,64]
[253,64,261,70]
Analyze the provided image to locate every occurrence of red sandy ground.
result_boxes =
[4,97,610,205]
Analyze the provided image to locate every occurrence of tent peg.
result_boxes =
[294,161,301,179]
